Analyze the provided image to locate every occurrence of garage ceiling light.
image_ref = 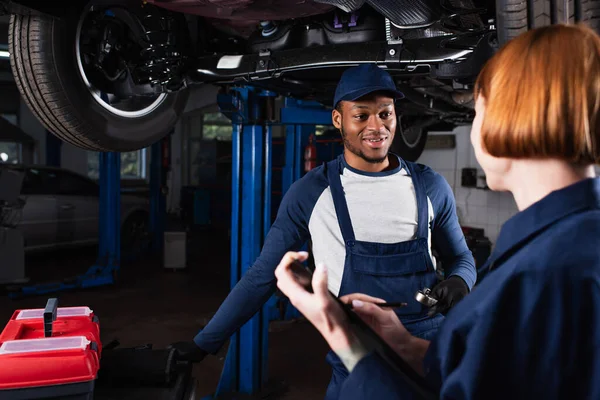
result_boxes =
[0,50,9,59]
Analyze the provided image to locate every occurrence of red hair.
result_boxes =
[474,23,600,164]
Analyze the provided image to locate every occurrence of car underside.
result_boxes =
[0,0,597,156]
[144,0,495,117]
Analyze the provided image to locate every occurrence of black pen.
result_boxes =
[290,259,408,309]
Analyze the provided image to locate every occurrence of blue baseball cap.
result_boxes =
[333,64,404,108]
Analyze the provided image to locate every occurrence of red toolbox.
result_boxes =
[0,298,101,399]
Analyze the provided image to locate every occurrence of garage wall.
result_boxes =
[167,85,222,212]
[19,99,46,164]
[18,99,89,173]
[418,126,519,245]
[61,143,89,174]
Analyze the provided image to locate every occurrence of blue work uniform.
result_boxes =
[323,157,447,400]
[337,177,600,400]
[191,154,475,398]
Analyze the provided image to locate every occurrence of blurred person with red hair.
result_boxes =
[275,23,600,399]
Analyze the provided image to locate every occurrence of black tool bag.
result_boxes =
[94,342,197,400]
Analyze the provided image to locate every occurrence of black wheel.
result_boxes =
[496,0,600,44]
[390,116,430,162]
[8,1,190,152]
[121,211,150,255]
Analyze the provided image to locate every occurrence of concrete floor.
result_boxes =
[0,231,332,399]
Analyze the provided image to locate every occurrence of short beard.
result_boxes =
[340,125,388,164]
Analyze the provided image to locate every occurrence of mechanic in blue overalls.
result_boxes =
[317,64,476,398]
[170,64,476,399]
[274,24,600,399]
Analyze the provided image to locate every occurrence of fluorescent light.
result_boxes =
[0,50,10,59]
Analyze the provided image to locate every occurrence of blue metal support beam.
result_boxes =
[204,90,333,397]
[280,99,334,126]
[45,130,62,167]
[279,98,325,319]
[238,119,264,393]
[149,139,167,253]
[260,90,277,386]
[89,151,122,283]
[211,87,273,398]
[281,98,324,194]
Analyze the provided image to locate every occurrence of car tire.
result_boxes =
[391,123,429,162]
[495,0,600,45]
[8,9,189,152]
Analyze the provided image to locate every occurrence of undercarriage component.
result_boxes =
[191,35,477,84]
[3,0,500,154]
[315,0,443,28]
[247,8,385,53]
[186,32,485,119]
[145,0,335,37]
[433,31,497,81]
[134,9,188,90]
[82,5,189,95]
[146,0,334,20]
[451,91,474,108]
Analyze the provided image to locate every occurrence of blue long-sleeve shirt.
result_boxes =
[337,177,600,400]
[194,154,476,353]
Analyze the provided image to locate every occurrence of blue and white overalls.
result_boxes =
[324,157,444,400]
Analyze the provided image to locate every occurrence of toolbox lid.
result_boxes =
[15,306,93,320]
[0,336,91,355]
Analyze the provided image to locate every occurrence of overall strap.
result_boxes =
[326,158,356,245]
[404,160,429,239]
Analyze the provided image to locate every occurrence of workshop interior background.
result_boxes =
[2,12,600,399]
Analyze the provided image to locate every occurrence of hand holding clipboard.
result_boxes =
[287,258,438,400]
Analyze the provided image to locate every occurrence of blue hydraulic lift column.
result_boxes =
[238,88,264,394]
[89,91,121,283]
[45,130,62,167]
[279,98,333,319]
[210,87,272,398]
[91,152,122,284]
[206,91,333,397]
[260,90,277,386]
[149,134,170,253]
[281,97,333,192]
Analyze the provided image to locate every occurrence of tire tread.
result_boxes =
[497,0,600,43]
[10,14,124,151]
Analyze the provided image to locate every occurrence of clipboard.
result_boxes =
[291,259,438,400]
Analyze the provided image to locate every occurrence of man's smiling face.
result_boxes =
[332,92,397,164]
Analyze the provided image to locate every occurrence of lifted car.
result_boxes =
[1,0,598,160]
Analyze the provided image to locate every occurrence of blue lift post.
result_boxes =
[279,98,333,319]
[10,152,122,298]
[89,152,122,284]
[203,90,334,397]
[149,137,168,253]
[260,90,278,387]
[208,87,272,398]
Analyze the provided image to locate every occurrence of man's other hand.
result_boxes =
[168,341,208,362]
[428,276,469,316]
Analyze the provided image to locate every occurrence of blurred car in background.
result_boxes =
[0,164,150,253]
